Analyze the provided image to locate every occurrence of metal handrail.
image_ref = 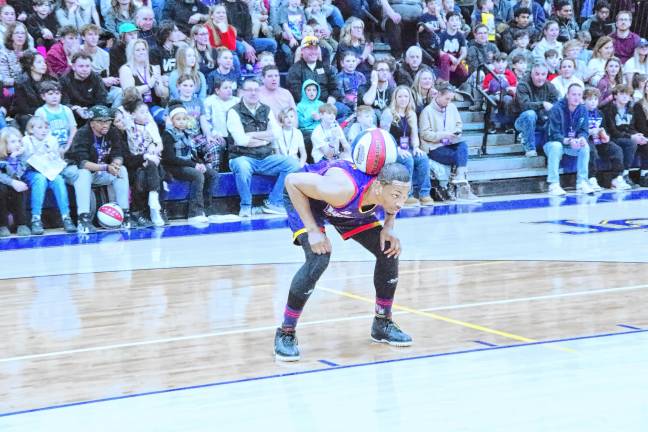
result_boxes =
[472,63,500,156]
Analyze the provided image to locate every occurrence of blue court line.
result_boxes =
[318,359,339,367]
[473,340,498,347]
[2,328,646,418]
[1,190,648,253]
[617,324,642,330]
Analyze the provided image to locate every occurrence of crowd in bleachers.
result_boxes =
[0,0,647,236]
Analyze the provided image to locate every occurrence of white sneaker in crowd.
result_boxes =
[576,181,595,195]
[611,175,631,190]
[587,177,603,192]
[188,214,209,224]
[548,183,566,196]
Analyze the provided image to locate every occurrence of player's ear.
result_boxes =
[374,182,383,196]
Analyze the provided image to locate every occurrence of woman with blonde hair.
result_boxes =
[587,36,615,86]
[379,85,432,206]
[190,24,218,75]
[624,41,648,85]
[119,39,168,115]
[411,68,437,114]
[169,45,207,99]
[205,4,236,51]
[335,17,373,77]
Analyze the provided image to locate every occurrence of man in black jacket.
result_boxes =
[61,52,108,125]
[65,105,131,233]
[161,0,208,35]
[287,37,350,119]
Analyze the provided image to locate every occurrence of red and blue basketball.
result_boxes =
[97,203,124,229]
[351,128,398,175]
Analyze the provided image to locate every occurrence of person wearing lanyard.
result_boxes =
[380,85,433,206]
[544,83,593,196]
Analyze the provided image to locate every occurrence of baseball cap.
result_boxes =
[301,36,319,48]
[88,105,114,121]
[118,22,138,35]
[639,38,648,47]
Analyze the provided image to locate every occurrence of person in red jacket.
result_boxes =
[205,4,237,51]
[45,25,79,78]
[483,52,517,133]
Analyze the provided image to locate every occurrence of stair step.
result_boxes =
[463,133,516,146]
[467,167,548,182]
[468,143,524,156]
[460,111,485,122]
[469,155,545,171]
[462,121,485,131]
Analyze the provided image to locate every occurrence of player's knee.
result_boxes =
[308,252,331,280]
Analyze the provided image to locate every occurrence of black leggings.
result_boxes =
[0,183,28,226]
[286,227,400,311]
[589,140,624,178]
[130,163,165,214]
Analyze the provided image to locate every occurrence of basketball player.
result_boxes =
[274,159,413,361]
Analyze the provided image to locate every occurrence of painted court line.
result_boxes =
[617,324,642,330]
[1,329,646,419]
[473,340,498,347]
[3,281,647,363]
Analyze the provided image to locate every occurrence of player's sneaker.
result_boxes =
[371,316,412,347]
[274,328,300,361]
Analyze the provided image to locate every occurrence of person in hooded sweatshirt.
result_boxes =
[297,79,324,160]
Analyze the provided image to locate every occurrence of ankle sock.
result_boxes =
[282,305,302,330]
[375,297,393,318]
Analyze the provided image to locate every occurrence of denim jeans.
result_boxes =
[327,5,345,28]
[229,154,300,208]
[74,167,130,214]
[543,141,590,184]
[23,170,71,217]
[0,110,6,130]
[236,39,278,60]
[514,110,545,152]
[397,152,431,198]
[167,165,217,217]
[428,141,469,168]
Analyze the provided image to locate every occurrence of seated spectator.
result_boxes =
[12,52,54,131]
[226,78,300,217]
[278,0,306,66]
[170,46,208,100]
[437,12,469,86]
[118,94,165,227]
[347,105,375,143]
[532,20,562,63]
[583,86,628,190]
[25,0,58,50]
[119,39,168,122]
[287,36,349,119]
[513,0,546,34]
[471,0,496,43]
[464,23,499,111]
[394,46,428,88]
[206,47,240,94]
[204,77,239,148]
[258,65,297,120]
[631,81,648,186]
[337,51,367,112]
[412,68,437,114]
[224,0,277,65]
[552,0,578,43]
[544,49,560,81]
[21,116,76,234]
[249,0,273,39]
[310,103,350,163]
[34,80,77,154]
[602,84,648,188]
[296,79,323,150]
[304,0,338,37]
[587,36,615,86]
[80,24,121,108]
[510,53,528,82]
[0,22,33,98]
[551,58,584,97]
[514,60,560,157]
[162,100,217,224]
[610,10,640,64]
[483,52,516,133]
[380,85,432,206]
[624,39,648,85]
[419,81,479,201]
[501,7,537,54]
[252,51,275,76]
[440,0,467,32]
[276,107,307,167]
[597,57,624,107]
[0,127,30,237]
[205,4,237,52]
[562,39,589,81]
[544,83,592,195]
[61,52,108,124]
[581,1,613,50]
[65,105,131,233]
[55,0,93,29]
[105,0,137,38]
[149,20,185,77]
[135,7,158,50]
[358,60,395,121]
[161,0,208,36]
[0,5,18,49]
[380,0,423,59]
[576,31,593,64]
[632,74,648,103]
[335,17,374,78]
[417,0,444,66]
[190,24,218,76]
[108,21,140,77]
[507,30,534,69]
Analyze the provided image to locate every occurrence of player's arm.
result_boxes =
[285,169,355,254]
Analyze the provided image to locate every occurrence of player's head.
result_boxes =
[375,163,411,214]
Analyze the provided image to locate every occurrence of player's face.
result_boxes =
[379,181,410,214]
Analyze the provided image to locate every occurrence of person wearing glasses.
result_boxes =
[610,10,640,64]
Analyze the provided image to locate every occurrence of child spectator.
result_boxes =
[508,30,534,68]
[633,74,648,103]
[204,77,239,149]
[162,101,218,224]
[310,103,350,162]
[544,49,560,81]
[279,0,307,65]
[438,12,469,86]
[206,47,241,94]
[249,0,272,38]
[21,116,76,234]
[576,31,593,64]
[562,39,589,81]
[252,51,275,76]
[597,57,624,107]
[25,0,58,50]
[276,107,307,166]
[551,58,584,97]
[347,105,375,142]
[34,81,77,155]
[533,20,563,63]
[0,127,30,237]
[473,0,496,42]
[483,53,517,133]
[297,80,323,147]
[419,0,445,35]
[583,86,628,190]
[304,0,332,35]
[510,54,528,81]
[337,51,367,112]
[169,46,208,101]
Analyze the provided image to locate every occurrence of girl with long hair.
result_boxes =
[587,36,615,86]
[597,57,625,107]
[169,45,207,100]
[411,68,437,114]
[335,17,373,77]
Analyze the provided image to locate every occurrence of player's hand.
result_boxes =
[380,228,401,258]
[308,230,331,254]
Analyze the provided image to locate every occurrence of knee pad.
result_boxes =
[307,252,331,281]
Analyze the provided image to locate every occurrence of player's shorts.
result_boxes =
[283,189,381,245]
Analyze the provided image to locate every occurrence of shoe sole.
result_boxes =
[262,208,286,215]
[274,351,300,362]
[370,337,413,347]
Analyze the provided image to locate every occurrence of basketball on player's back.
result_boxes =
[351,128,397,175]
[97,203,124,229]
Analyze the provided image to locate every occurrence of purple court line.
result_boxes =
[617,324,642,330]
[318,359,339,367]
[1,328,646,418]
[473,340,498,347]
